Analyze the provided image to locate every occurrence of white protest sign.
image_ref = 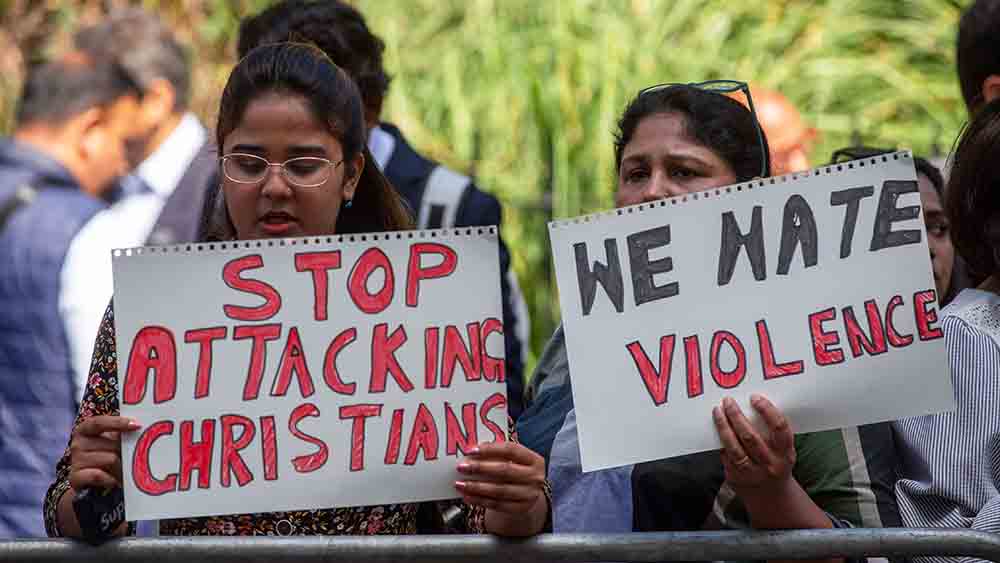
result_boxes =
[112,228,507,521]
[548,152,954,472]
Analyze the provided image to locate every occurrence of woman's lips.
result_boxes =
[259,213,297,235]
[260,221,293,235]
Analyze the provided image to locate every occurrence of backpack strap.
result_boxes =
[0,184,37,234]
[418,165,470,229]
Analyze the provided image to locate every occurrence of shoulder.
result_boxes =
[941,297,1000,378]
[7,188,105,272]
[31,189,106,246]
[454,180,502,225]
[942,289,1000,338]
[533,325,570,392]
[380,123,436,185]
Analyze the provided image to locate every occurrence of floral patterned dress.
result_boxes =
[44,304,516,537]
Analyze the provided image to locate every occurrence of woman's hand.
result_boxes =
[713,394,796,495]
[68,416,141,492]
[713,395,839,563]
[455,441,549,536]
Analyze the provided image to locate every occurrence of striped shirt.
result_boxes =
[894,289,1000,563]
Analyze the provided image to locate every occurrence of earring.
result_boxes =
[344,199,353,209]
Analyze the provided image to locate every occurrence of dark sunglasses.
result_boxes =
[638,80,769,179]
[829,146,896,165]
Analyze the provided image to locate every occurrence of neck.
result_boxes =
[144,111,185,160]
[11,127,89,190]
[13,127,65,162]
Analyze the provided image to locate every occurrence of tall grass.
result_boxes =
[360,0,967,367]
[0,0,969,371]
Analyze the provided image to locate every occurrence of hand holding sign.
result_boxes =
[69,416,141,492]
[457,442,548,537]
[111,229,510,522]
[456,441,546,511]
[713,395,795,493]
[549,152,954,471]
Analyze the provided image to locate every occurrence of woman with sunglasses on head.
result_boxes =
[893,100,1000,563]
[518,82,899,563]
[44,42,550,541]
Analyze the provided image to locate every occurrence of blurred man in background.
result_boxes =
[754,88,816,175]
[230,0,531,418]
[63,8,217,397]
[0,54,141,537]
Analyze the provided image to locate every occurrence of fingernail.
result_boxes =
[723,397,735,408]
[712,406,721,419]
[457,462,473,473]
[455,481,467,490]
[467,446,481,456]
[127,419,142,430]
[750,394,763,404]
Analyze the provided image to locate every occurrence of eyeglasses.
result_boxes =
[637,80,770,179]
[220,153,343,188]
[829,146,894,164]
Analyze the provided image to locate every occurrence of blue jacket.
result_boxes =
[0,139,105,537]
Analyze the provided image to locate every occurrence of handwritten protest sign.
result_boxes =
[112,228,506,521]
[548,152,953,472]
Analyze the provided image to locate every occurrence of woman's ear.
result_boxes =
[983,75,1000,106]
[343,151,365,202]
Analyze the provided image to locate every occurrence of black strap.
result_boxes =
[0,185,36,234]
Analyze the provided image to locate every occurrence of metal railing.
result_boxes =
[2,529,1000,562]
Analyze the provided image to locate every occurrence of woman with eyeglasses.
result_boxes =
[893,100,1000,561]
[44,42,550,540]
[518,83,899,563]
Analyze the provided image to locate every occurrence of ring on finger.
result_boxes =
[733,455,753,469]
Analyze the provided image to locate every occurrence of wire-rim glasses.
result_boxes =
[220,153,344,189]
[637,80,770,179]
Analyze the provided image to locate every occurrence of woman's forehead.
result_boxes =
[917,173,943,207]
[624,112,723,162]
[238,93,323,131]
[225,93,339,152]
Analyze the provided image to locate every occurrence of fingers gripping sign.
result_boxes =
[69,416,142,492]
[453,441,547,515]
[713,394,796,493]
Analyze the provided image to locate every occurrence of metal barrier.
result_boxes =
[2,529,1000,562]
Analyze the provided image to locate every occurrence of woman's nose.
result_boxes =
[641,174,683,202]
[260,166,293,198]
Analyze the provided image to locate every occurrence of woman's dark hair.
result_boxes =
[614,85,771,182]
[208,42,412,239]
[914,157,945,196]
[236,0,390,121]
[947,97,1000,280]
[957,0,1000,113]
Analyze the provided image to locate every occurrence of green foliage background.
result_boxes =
[0,0,969,372]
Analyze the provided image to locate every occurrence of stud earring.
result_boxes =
[344,199,353,209]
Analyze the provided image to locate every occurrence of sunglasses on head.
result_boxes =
[637,80,769,179]
[829,146,895,165]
